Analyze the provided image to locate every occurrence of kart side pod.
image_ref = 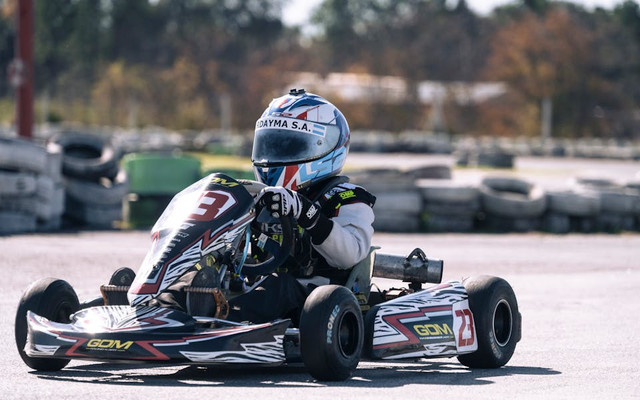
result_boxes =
[363,281,478,360]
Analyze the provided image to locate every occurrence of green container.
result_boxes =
[202,168,255,181]
[124,153,201,195]
[123,193,174,229]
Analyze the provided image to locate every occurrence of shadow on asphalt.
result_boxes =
[32,360,560,387]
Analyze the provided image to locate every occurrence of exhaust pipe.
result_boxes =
[372,248,443,284]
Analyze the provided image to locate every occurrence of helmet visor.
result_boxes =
[252,117,341,166]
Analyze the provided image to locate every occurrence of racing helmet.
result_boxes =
[252,89,350,190]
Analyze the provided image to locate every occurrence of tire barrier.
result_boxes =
[346,131,640,161]
[351,168,425,232]
[478,177,546,232]
[0,211,37,235]
[477,151,515,169]
[569,177,640,233]
[480,177,547,219]
[371,190,422,233]
[0,172,37,196]
[372,213,421,233]
[356,167,640,233]
[546,190,600,217]
[373,191,423,215]
[65,170,129,207]
[0,137,64,235]
[456,149,515,169]
[51,132,119,181]
[372,193,422,233]
[418,180,480,233]
[0,137,49,174]
[541,190,602,234]
[3,128,639,235]
[350,168,417,193]
[51,133,127,229]
[63,171,128,228]
[406,164,452,180]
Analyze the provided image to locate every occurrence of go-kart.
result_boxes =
[15,173,521,381]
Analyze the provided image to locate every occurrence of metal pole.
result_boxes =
[541,96,552,144]
[16,0,34,139]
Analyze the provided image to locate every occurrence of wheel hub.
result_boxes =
[493,299,513,346]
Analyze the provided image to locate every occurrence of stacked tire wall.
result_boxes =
[352,169,423,233]
[51,132,128,229]
[0,137,64,234]
[419,180,480,232]
[356,166,640,234]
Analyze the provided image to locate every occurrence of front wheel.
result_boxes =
[457,275,521,368]
[299,285,363,381]
[15,278,80,371]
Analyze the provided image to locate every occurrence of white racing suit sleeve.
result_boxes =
[311,202,375,269]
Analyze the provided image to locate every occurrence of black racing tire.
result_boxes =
[0,171,37,196]
[300,285,363,381]
[480,177,546,219]
[373,213,421,233]
[546,190,600,217]
[0,137,48,174]
[109,267,136,286]
[457,275,521,369]
[418,179,480,204]
[15,278,80,371]
[373,190,423,215]
[65,169,129,207]
[51,132,119,181]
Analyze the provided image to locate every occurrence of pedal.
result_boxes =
[101,267,136,306]
[383,287,413,300]
[185,286,229,319]
[354,292,370,312]
[186,267,229,318]
[100,284,130,305]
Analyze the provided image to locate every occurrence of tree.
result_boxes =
[0,4,15,97]
[483,8,598,137]
[33,0,76,94]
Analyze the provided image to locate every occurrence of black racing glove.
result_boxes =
[255,186,321,229]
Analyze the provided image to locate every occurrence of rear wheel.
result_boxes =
[15,278,80,371]
[457,275,521,368]
[300,285,363,381]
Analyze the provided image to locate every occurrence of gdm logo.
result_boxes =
[86,339,134,351]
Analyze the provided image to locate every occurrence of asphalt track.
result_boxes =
[1,231,639,399]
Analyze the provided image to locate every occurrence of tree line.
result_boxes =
[1,0,639,139]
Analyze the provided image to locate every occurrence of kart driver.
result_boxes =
[226,88,376,325]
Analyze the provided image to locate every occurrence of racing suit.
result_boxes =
[227,177,376,325]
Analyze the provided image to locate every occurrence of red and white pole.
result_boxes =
[14,0,34,139]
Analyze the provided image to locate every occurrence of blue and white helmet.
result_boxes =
[252,89,350,190]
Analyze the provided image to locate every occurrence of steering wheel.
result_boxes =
[240,206,295,279]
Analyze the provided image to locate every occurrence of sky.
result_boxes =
[282,0,631,27]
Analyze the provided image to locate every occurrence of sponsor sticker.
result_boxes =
[256,116,326,137]
[339,190,356,200]
[189,190,237,222]
[327,305,340,344]
[453,300,478,353]
[413,323,454,339]
[86,339,134,351]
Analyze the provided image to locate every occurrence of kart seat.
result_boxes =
[344,246,379,307]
